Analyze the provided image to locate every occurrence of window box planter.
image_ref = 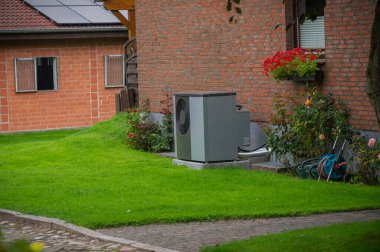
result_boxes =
[263,48,322,83]
[284,70,324,82]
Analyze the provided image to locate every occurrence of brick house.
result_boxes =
[0,0,129,132]
[133,0,378,133]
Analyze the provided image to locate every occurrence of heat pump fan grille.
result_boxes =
[176,98,190,135]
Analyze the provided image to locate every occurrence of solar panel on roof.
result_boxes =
[24,0,62,6]
[69,6,119,23]
[59,0,96,6]
[24,0,121,25]
[34,6,91,24]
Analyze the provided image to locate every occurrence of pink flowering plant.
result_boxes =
[350,135,380,185]
[263,48,320,81]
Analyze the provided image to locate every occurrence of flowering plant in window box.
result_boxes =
[263,48,322,81]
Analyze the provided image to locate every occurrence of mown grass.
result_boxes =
[1,114,380,229]
[201,220,380,252]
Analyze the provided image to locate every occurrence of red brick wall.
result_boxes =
[0,37,126,132]
[135,0,379,131]
[323,0,377,131]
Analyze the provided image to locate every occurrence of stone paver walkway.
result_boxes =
[0,209,173,252]
[2,209,380,252]
[0,218,145,252]
[98,209,380,252]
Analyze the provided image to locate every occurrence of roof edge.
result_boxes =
[0,27,128,34]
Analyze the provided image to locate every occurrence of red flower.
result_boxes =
[263,48,320,81]
[128,132,134,138]
[132,109,138,113]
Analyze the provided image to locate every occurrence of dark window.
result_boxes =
[305,0,324,17]
[36,57,56,90]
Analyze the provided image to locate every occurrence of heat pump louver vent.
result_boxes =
[176,98,190,135]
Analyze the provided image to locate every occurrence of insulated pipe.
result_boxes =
[237,147,270,159]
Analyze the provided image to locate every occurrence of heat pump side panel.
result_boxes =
[189,96,206,162]
[204,95,238,162]
[237,109,251,148]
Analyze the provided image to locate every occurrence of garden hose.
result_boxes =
[317,154,347,181]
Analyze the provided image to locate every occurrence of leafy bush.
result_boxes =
[126,100,172,153]
[349,135,380,185]
[160,93,174,150]
[265,90,351,167]
[0,230,44,252]
[263,48,320,81]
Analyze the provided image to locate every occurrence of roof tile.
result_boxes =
[0,0,124,31]
[0,0,58,30]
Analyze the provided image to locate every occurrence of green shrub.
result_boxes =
[126,100,172,153]
[160,93,174,150]
[265,90,352,167]
[0,230,44,252]
[349,135,380,185]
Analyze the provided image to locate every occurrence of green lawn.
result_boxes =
[201,220,380,252]
[0,114,380,229]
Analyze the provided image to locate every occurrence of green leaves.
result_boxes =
[265,91,352,167]
[283,0,326,30]
[126,108,172,153]
[226,0,327,26]
[350,135,380,185]
[263,48,320,81]
[226,0,232,11]
[226,0,242,23]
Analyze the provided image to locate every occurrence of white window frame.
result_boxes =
[14,57,58,93]
[104,54,125,88]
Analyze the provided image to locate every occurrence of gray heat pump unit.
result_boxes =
[174,91,250,162]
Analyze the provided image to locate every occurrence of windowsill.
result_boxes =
[316,58,326,65]
[36,89,58,92]
[105,85,125,88]
[312,50,326,65]
[16,89,58,93]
